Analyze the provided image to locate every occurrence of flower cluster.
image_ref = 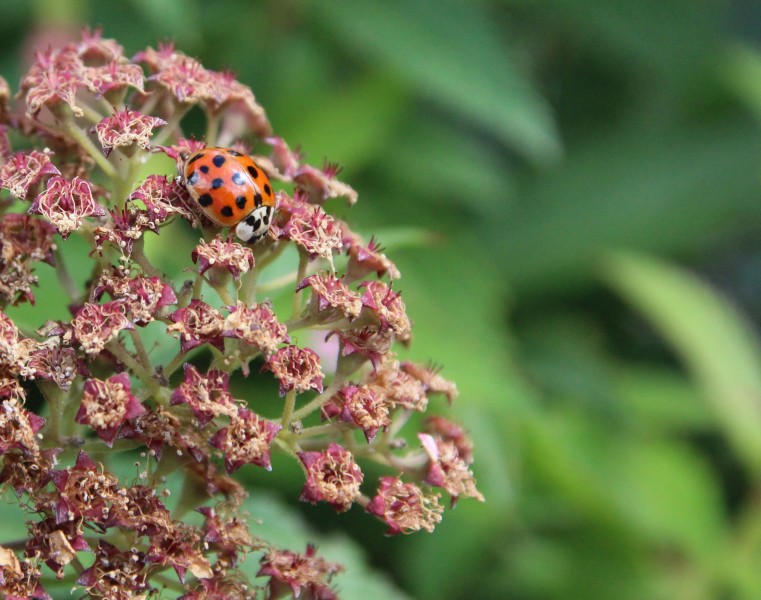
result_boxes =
[0,29,481,598]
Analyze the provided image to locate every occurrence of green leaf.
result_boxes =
[604,251,761,476]
[311,0,560,163]
[498,118,761,296]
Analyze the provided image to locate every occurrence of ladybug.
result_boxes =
[180,146,276,243]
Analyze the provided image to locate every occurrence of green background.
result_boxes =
[5,0,761,598]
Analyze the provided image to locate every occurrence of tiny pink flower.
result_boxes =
[167,299,225,353]
[425,416,474,465]
[0,214,57,265]
[75,27,124,62]
[128,174,197,228]
[359,281,411,342]
[222,301,289,357]
[258,545,342,600]
[369,361,428,412]
[19,344,85,391]
[76,373,146,446]
[273,193,343,261]
[82,60,145,99]
[0,150,60,200]
[401,361,459,403]
[92,271,177,325]
[19,46,87,118]
[366,477,443,535]
[264,345,324,396]
[210,407,282,472]
[298,443,363,512]
[336,326,394,369]
[297,272,362,322]
[170,363,235,426]
[323,384,389,443]
[72,300,133,356]
[93,108,166,157]
[0,397,45,455]
[29,176,106,239]
[294,161,358,206]
[192,235,254,279]
[343,233,400,281]
[419,433,484,505]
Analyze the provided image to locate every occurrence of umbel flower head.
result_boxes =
[0,28,482,598]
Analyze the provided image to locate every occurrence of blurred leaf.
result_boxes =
[278,73,410,173]
[499,118,761,296]
[311,0,560,163]
[604,252,761,476]
[615,365,712,432]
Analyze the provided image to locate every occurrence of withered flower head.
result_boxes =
[210,406,282,472]
[50,452,121,525]
[170,363,235,426]
[75,373,146,446]
[359,280,411,342]
[344,234,400,281]
[297,272,362,322]
[192,235,254,279]
[0,214,57,266]
[0,552,51,600]
[323,384,390,443]
[167,299,225,353]
[264,345,324,396]
[0,150,60,200]
[273,194,343,261]
[258,544,342,600]
[366,476,443,535]
[93,108,166,157]
[19,343,84,391]
[75,540,150,600]
[419,433,484,505]
[401,361,459,403]
[369,360,428,412]
[29,176,106,239]
[93,270,177,325]
[0,397,45,455]
[72,300,133,356]
[222,301,289,357]
[298,443,363,512]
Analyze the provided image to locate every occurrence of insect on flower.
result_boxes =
[179,146,276,243]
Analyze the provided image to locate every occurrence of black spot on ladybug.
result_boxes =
[263,213,270,225]
[246,215,256,227]
[212,155,226,168]
[236,195,247,209]
[198,194,213,207]
[253,218,261,230]
[200,165,209,174]
[263,183,272,196]
[211,178,224,189]
[187,171,199,185]
[188,153,204,164]
[221,205,234,217]
[254,192,263,207]
[231,172,246,186]
[247,165,259,178]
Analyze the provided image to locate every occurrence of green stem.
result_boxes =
[291,249,309,320]
[64,120,117,179]
[53,245,80,302]
[151,104,191,147]
[290,375,345,423]
[39,381,65,445]
[281,389,297,430]
[204,110,221,144]
[107,340,157,394]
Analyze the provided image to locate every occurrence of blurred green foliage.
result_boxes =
[4,0,761,598]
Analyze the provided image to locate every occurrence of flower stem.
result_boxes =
[281,389,297,429]
[64,120,117,179]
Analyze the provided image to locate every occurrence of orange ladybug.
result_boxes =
[181,147,275,243]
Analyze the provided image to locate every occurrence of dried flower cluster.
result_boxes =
[0,29,482,598]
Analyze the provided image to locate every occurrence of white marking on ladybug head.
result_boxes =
[235,205,273,243]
